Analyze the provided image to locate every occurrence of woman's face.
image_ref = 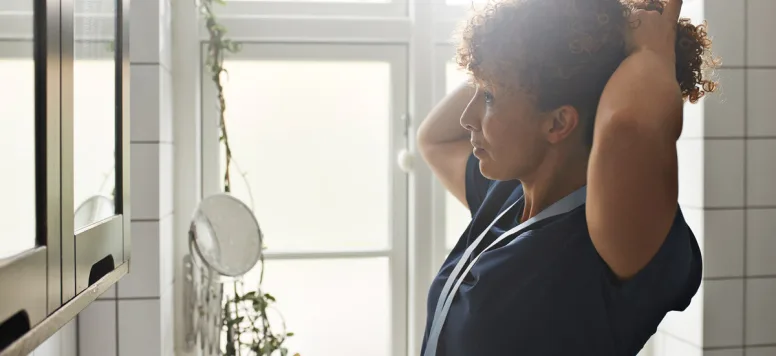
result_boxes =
[460,85,555,181]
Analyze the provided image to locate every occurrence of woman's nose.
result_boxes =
[460,91,483,132]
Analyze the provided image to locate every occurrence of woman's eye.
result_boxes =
[483,91,494,104]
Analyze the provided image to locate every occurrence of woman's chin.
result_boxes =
[478,160,499,180]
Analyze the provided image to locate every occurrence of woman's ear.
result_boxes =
[546,105,580,144]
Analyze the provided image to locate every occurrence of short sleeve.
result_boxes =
[464,153,494,216]
[609,208,703,311]
[604,208,702,354]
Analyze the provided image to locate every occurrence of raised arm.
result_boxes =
[587,0,693,279]
[417,82,479,208]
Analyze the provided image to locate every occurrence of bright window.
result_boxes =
[443,61,472,251]
[202,43,408,356]
[231,0,387,3]
[218,60,392,252]
[445,0,487,6]
[249,258,391,356]
[194,0,469,354]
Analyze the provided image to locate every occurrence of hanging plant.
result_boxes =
[198,0,297,355]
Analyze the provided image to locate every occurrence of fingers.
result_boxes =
[663,0,683,21]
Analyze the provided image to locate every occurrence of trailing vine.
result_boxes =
[199,0,297,355]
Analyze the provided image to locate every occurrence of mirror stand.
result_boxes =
[183,254,223,356]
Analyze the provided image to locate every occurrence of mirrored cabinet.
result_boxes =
[0,0,130,353]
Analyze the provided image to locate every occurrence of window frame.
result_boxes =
[430,44,457,268]
[211,0,408,19]
[176,0,466,354]
[200,42,410,356]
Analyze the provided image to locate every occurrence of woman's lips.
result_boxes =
[471,141,487,157]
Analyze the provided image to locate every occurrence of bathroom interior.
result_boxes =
[0,0,774,355]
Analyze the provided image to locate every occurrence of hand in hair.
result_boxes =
[625,0,683,66]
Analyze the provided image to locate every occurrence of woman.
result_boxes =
[417,0,715,355]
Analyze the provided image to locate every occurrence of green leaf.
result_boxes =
[286,332,294,337]
[264,293,276,302]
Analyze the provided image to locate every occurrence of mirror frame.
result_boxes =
[0,0,131,352]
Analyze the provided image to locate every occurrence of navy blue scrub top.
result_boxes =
[421,154,702,356]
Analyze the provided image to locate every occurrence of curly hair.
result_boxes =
[455,0,719,143]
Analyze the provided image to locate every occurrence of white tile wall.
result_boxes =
[79,0,175,355]
[677,139,705,207]
[160,216,175,291]
[159,143,174,218]
[747,140,776,207]
[161,288,175,356]
[129,0,160,64]
[704,69,745,138]
[747,346,776,356]
[703,210,744,278]
[118,221,162,298]
[704,140,745,208]
[79,300,117,356]
[663,333,704,356]
[746,0,776,66]
[33,320,77,356]
[682,95,705,139]
[130,65,163,142]
[656,1,776,355]
[745,278,776,346]
[704,0,745,66]
[119,300,163,356]
[739,0,776,351]
[746,209,776,276]
[746,70,776,137]
[703,279,744,348]
[99,284,117,300]
[130,143,165,220]
[704,349,744,356]
[659,293,705,347]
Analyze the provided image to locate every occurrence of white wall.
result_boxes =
[76,0,175,355]
[650,0,776,355]
[30,321,77,356]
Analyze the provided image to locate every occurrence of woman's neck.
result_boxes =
[518,151,588,223]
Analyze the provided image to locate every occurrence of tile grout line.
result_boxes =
[704,343,776,351]
[681,205,776,210]
[131,212,175,223]
[115,283,120,356]
[704,275,776,281]
[742,0,749,352]
[99,296,163,301]
[130,140,174,144]
[129,61,172,73]
[130,141,174,145]
[681,136,776,140]
[718,65,776,70]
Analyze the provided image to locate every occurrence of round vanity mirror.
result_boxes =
[189,193,263,278]
[74,195,115,229]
